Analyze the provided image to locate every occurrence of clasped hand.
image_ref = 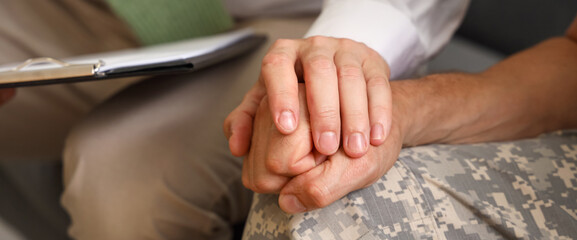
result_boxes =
[225,36,403,213]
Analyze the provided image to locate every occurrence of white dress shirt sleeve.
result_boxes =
[305,0,470,79]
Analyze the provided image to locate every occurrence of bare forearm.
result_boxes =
[395,36,577,146]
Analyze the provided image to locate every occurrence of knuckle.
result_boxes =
[338,65,364,81]
[262,52,292,68]
[368,48,384,59]
[305,182,332,208]
[340,38,371,55]
[360,156,384,185]
[365,164,381,181]
[265,158,286,175]
[306,36,330,46]
[316,107,340,122]
[338,38,361,48]
[306,55,334,71]
[271,38,295,49]
[286,159,307,175]
[273,161,304,176]
[269,88,294,101]
[366,75,389,88]
[364,169,382,188]
[343,109,368,124]
[252,177,279,193]
[287,163,302,175]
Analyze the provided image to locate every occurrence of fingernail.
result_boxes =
[371,123,384,141]
[278,110,296,132]
[319,131,338,153]
[348,132,367,154]
[281,194,306,213]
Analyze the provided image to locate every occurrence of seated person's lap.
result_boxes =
[61,17,315,240]
[244,130,577,239]
[0,0,138,161]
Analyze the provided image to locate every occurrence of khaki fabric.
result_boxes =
[245,131,577,239]
[0,0,140,161]
[62,17,316,240]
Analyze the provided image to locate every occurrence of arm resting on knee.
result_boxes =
[394,16,577,146]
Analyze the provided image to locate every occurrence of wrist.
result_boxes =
[390,73,489,147]
[390,79,421,147]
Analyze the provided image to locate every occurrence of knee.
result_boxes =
[61,116,163,239]
[60,113,248,240]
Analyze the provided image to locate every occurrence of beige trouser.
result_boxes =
[0,1,314,239]
[0,0,139,161]
[61,18,315,240]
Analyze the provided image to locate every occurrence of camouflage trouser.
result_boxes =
[243,130,577,239]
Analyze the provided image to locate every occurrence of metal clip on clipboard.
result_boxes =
[0,57,102,84]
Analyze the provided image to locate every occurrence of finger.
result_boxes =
[363,52,392,146]
[242,135,291,194]
[334,42,370,158]
[265,84,315,176]
[301,37,340,155]
[278,144,398,214]
[278,116,404,214]
[247,141,290,194]
[0,88,15,105]
[224,82,266,156]
[278,151,358,213]
[243,96,290,193]
[261,39,301,134]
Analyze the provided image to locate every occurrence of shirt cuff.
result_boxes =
[304,0,426,79]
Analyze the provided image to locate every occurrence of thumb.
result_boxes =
[224,83,266,156]
[278,145,395,213]
[277,151,355,213]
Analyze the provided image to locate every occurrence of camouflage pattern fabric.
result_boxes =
[243,130,577,239]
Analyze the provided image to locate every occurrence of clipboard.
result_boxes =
[0,28,266,88]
